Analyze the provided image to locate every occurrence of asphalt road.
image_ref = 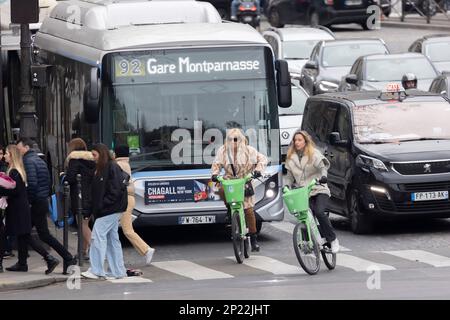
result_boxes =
[1,25,450,301]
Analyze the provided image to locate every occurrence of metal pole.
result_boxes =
[63,181,70,251]
[0,9,4,146]
[18,23,36,139]
[401,0,405,21]
[76,174,83,267]
[427,0,431,23]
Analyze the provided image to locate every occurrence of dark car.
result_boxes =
[339,52,439,92]
[429,71,450,98]
[266,0,377,29]
[409,34,450,73]
[300,38,389,95]
[301,89,450,234]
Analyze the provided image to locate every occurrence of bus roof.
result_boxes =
[35,0,268,65]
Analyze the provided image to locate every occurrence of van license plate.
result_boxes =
[411,191,448,201]
[345,0,362,5]
[179,215,216,224]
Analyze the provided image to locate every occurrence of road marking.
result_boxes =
[337,254,396,272]
[153,260,234,280]
[270,221,352,252]
[227,255,305,275]
[384,250,450,267]
[108,277,153,284]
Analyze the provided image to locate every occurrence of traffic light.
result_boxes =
[11,0,40,24]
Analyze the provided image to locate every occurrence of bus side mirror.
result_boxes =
[275,59,292,108]
[84,67,101,124]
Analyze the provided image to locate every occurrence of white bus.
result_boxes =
[33,0,291,232]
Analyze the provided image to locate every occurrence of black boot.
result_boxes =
[0,261,3,273]
[63,257,77,275]
[250,234,260,252]
[6,262,28,272]
[45,255,60,275]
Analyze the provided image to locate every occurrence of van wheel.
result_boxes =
[348,190,373,234]
[309,10,320,27]
[269,8,284,28]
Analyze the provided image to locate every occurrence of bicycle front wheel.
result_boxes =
[293,222,320,275]
[321,245,336,270]
[232,211,245,264]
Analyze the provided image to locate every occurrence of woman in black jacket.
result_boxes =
[0,145,58,273]
[65,138,96,261]
[81,143,128,280]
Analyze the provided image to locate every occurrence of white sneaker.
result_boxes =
[81,270,100,280]
[145,247,155,265]
[331,239,340,254]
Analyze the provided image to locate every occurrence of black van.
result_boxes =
[301,89,450,234]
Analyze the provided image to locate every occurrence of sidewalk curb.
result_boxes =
[0,275,67,292]
[381,21,450,31]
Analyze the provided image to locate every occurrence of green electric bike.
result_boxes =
[217,173,255,264]
[282,179,337,275]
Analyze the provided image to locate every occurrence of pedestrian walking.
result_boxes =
[114,145,155,265]
[16,138,77,274]
[65,138,96,261]
[0,145,59,273]
[81,143,128,280]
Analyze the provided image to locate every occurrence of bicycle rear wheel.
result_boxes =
[321,244,337,270]
[293,222,320,275]
[232,211,245,264]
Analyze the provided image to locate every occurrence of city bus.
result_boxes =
[33,0,291,232]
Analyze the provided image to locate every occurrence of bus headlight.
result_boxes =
[266,189,275,198]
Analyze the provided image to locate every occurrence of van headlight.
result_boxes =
[356,155,388,172]
[318,80,339,92]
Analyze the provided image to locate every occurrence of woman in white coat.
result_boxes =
[285,130,339,253]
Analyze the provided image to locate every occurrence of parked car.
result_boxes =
[300,38,389,95]
[279,83,309,161]
[301,87,450,234]
[338,53,439,92]
[429,71,450,98]
[409,34,450,73]
[263,26,335,85]
[266,0,377,29]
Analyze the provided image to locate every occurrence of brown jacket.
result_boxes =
[211,145,267,209]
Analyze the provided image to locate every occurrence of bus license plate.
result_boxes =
[178,215,216,225]
[411,191,448,201]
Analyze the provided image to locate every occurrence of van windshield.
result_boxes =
[353,101,450,143]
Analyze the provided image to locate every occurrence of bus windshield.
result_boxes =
[102,47,279,171]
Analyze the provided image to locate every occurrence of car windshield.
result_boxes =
[283,40,321,59]
[425,41,450,62]
[365,57,437,81]
[322,43,387,67]
[353,101,450,143]
[278,87,308,115]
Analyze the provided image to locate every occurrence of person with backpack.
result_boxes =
[114,145,155,265]
[16,138,77,274]
[81,143,128,280]
[65,138,96,261]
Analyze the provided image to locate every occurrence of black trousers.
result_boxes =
[31,199,73,261]
[0,218,5,262]
[17,233,49,266]
[309,194,336,243]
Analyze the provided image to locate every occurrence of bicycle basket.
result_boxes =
[282,186,309,213]
[221,178,246,204]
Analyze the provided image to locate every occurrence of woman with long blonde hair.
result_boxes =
[211,128,267,252]
[285,130,340,253]
[0,145,51,272]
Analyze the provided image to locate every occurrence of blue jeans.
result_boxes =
[231,0,261,18]
[89,213,126,278]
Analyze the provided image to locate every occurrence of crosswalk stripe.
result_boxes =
[108,277,153,284]
[383,250,450,267]
[227,255,305,275]
[270,221,352,252]
[337,254,396,272]
[153,260,234,280]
